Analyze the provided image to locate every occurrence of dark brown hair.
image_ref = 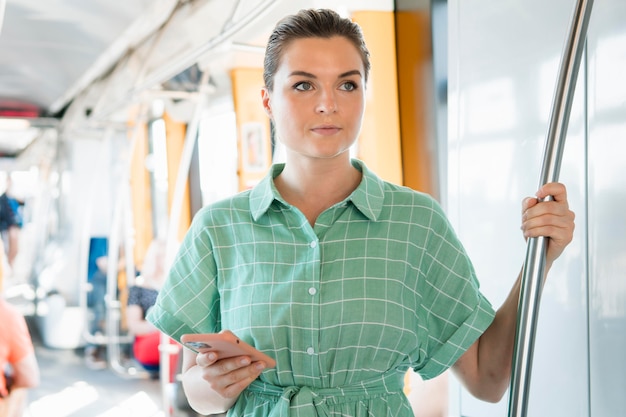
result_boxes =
[263,8,371,91]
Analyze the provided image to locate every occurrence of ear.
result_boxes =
[261,87,272,118]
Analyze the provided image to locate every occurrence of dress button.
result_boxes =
[308,287,317,296]
[306,347,315,355]
[310,240,317,248]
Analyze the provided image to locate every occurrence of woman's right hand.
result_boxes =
[194,349,267,399]
[180,334,268,415]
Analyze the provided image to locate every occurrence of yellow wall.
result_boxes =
[129,111,191,264]
[230,68,272,191]
[352,11,403,184]
[163,112,191,243]
[129,116,152,262]
[396,9,438,197]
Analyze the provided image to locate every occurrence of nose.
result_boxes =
[315,89,337,114]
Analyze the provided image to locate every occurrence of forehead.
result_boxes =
[278,36,364,75]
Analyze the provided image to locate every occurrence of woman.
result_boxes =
[147,9,575,416]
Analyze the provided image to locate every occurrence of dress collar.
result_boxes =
[249,159,385,222]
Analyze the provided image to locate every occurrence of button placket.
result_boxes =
[306,236,321,367]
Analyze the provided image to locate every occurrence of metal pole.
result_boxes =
[507,1,593,416]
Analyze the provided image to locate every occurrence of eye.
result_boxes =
[339,81,358,91]
[294,81,313,91]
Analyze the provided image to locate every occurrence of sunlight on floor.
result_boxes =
[25,381,164,417]
[94,391,164,417]
[27,381,97,416]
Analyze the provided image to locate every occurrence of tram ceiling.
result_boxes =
[0,0,157,116]
[55,0,394,124]
[0,0,279,128]
[0,0,394,158]
[0,0,157,159]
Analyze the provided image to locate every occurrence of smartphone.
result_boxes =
[180,332,276,368]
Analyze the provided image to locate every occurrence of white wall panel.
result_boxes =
[587,0,626,415]
[448,0,592,415]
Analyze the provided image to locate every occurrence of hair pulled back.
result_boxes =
[263,8,371,91]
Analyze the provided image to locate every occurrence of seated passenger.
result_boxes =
[0,241,40,417]
[126,239,168,374]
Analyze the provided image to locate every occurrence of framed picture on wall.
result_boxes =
[241,122,268,173]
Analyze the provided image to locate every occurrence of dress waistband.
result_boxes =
[246,371,405,417]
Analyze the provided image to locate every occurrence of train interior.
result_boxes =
[0,0,624,416]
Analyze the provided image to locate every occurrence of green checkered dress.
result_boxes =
[148,159,495,416]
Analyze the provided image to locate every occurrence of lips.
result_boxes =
[311,125,341,136]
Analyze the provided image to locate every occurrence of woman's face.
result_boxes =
[262,36,366,162]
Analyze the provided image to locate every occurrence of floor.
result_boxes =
[23,318,168,417]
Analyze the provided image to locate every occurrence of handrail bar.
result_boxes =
[507,1,594,416]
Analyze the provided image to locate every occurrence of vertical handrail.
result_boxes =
[507,1,593,416]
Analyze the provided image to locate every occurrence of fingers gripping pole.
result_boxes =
[507,1,593,416]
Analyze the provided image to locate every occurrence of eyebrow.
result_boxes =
[289,70,362,79]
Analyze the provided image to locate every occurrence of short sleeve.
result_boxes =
[414,200,495,380]
[147,210,222,343]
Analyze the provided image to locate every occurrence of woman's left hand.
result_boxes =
[521,182,575,266]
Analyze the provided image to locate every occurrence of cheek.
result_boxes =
[355,104,366,124]
[274,113,300,141]
[273,98,302,126]
[268,93,289,118]
[345,100,365,124]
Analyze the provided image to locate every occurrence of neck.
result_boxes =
[274,157,361,225]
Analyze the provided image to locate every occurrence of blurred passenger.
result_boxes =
[85,239,125,369]
[126,239,168,375]
[84,249,109,369]
[1,176,22,229]
[0,176,20,267]
[0,240,39,417]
